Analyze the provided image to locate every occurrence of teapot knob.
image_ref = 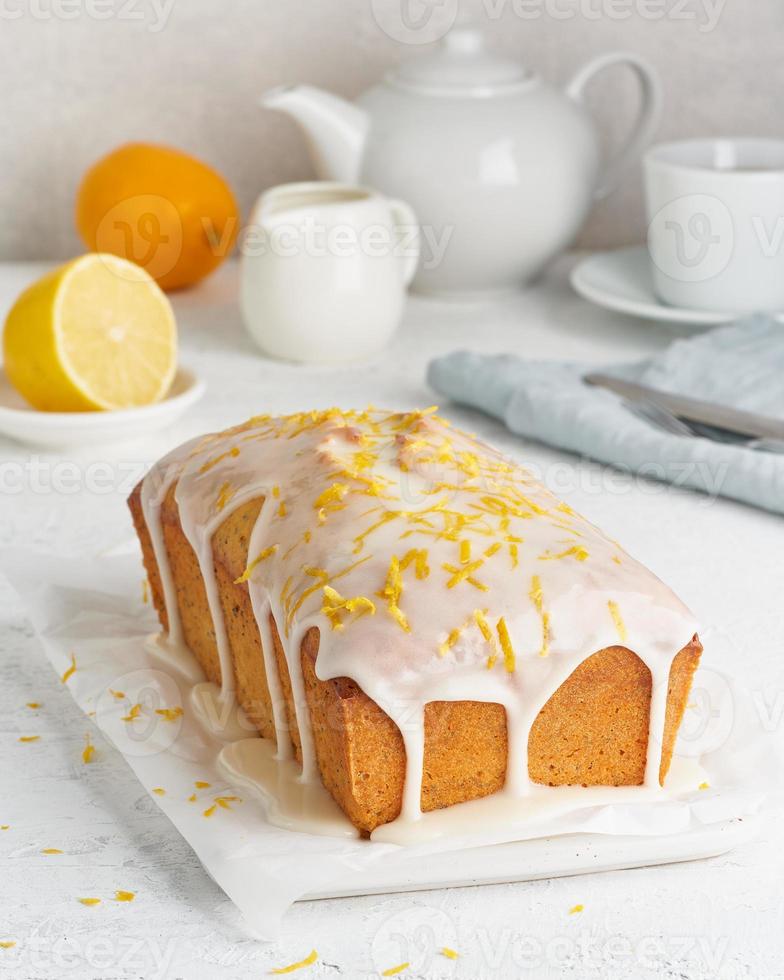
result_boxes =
[443,27,483,55]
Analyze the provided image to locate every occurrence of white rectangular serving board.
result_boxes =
[303,817,758,900]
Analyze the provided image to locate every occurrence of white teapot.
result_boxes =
[262,29,660,297]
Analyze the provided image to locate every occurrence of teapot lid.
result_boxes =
[387,28,536,96]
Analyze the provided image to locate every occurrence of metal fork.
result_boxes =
[625,399,784,454]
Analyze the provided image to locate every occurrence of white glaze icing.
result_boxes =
[139,408,699,843]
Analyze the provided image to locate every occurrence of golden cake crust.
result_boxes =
[129,481,701,835]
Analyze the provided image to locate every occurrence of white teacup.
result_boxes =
[240,182,419,363]
[644,138,784,313]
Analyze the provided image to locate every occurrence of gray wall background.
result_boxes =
[1,0,781,260]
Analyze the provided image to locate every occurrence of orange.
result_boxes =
[76,143,240,291]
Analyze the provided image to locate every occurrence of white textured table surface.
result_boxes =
[1,257,782,980]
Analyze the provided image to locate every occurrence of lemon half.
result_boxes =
[3,254,177,412]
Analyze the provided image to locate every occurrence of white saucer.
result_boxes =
[0,365,205,448]
[570,246,737,327]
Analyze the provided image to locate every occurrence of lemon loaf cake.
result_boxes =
[129,408,701,835]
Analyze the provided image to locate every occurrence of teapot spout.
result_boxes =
[261,84,368,184]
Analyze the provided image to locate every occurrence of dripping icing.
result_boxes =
[138,408,699,840]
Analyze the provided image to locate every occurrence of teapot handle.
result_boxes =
[566,52,661,201]
[388,198,420,288]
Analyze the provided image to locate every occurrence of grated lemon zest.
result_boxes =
[459,539,471,564]
[41,849,62,854]
[497,617,515,672]
[82,738,96,764]
[78,898,101,907]
[607,600,627,642]
[19,736,40,743]
[381,964,409,977]
[142,578,149,604]
[215,481,236,512]
[114,891,135,902]
[61,654,77,684]
[270,948,318,974]
[0,942,16,949]
[539,545,589,562]
[195,781,211,789]
[699,781,710,790]
[109,690,125,700]
[121,703,142,723]
[235,544,279,584]
[26,702,41,709]
[321,585,376,630]
[152,788,165,796]
[199,446,240,474]
[440,947,460,959]
[155,707,184,722]
[203,805,217,818]
[569,904,584,914]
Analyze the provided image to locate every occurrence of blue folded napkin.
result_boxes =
[428,316,784,516]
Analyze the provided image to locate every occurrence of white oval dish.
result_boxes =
[570,246,738,328]
[0,365,204,448]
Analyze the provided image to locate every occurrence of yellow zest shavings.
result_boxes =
[313,482,349,519]
[540,611,551,658]
[698,781,710,790]
[18,735,40,743]
[78,898,101,907]
[0,942,16,949]
[270,948,318,974]
[235,544,279,584]
[141,578,149,604]
[496,617,515,673]
[377,555,410,632]
[152,788,166,796]
[438,624,463,658]
[459,539,471,564]
[442,560,488,592]
[41,848,62,855]
[399,548,430,579]
[473,609,499,669]
[321,585,376,630]
[121,703,142,723]
[607,600,627,643]
[484,542,501,558]
[82,738,96,764]
[612,555,622,565]
[155,707,184,722]
[26,702,41,710]
[440,947,460,959]
[569,904,584,915]
[188,794,197,802]
[539,545,589,562]
[215,481,236,512]
[61,654,77,684]
[509,542,519,568]
[381,964,409,977]
[215,795,241,810]
[529,575,543,613]
[114,891,135,902]
[195,781,211,789]
[109,689,125,700]
[529,574,550,656]
[202,805,217,818]
[199,445,240,474]
[1,826,9,831]
[278,501,287,518]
